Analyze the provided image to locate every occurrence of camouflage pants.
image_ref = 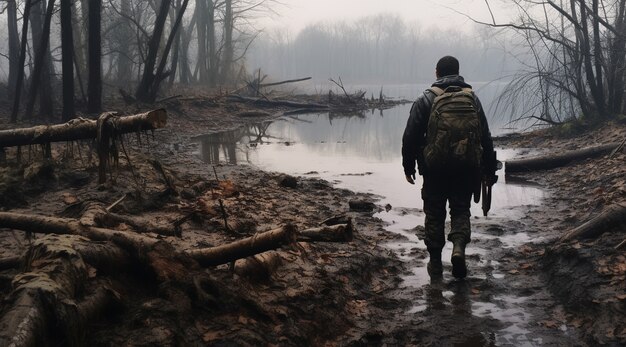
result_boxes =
[421,175,473,251]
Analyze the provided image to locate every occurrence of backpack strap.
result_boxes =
[429,87,445,96]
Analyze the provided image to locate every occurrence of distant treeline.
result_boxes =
[247,14,523,84]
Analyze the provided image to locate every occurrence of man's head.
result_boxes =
[436,56,460,78]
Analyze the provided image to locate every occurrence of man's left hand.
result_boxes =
[406,174,416,185]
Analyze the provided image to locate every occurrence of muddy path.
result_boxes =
[175,104,600,345]
[370,207,585,346]
[134,110,586,346]
[0,97,623,346]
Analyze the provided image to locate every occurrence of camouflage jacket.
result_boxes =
[402,75,495,177]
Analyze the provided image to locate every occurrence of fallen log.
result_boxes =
[227,94,328,109]
[70,237,133,272]
[80,196,179,237]
[0,109,167,148]
[95,211,180,237]
[187,225,297,266]
[0,211,159,252]
[0,283,46,347]
[297,222,354,242]
[560,203,626,242]
[506,142,621,173]
[0,235,120,347]
[234,251,282,280]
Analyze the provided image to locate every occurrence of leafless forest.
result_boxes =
[0,1,624,346]
[0,1,625,124]
[0,0,275,122]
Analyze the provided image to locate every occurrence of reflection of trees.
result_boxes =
[327,110,367,123]
[197,107,398,165]
[200,130,239,164]
[245,122,272,144]
[198,122,275,164]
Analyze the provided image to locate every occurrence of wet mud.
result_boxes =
[0,99,624,345]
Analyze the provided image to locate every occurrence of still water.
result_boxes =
[193,101,547,346]
[194,103,544,215]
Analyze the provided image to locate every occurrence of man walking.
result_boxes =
[402,56,496,279]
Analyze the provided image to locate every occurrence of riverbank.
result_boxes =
[496,120,626,345]
[0,92,624,345]
[0,94,413,345]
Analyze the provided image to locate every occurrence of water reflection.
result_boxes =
[198,131,238,164]
[194,123,274,164]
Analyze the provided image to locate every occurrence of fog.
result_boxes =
[0,0,610,124]
[247,14,523,85]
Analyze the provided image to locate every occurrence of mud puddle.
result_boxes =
[191,106,581,345]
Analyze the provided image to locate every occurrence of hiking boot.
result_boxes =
[427,249,443,279]
[451,241,467,279]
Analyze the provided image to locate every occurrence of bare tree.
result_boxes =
[7,0,20,103]
[221,0,234,84]
[10,0,33,122]
[473,0,626,123]
[88,0,103,113]
[148,0,191,99]
[61,0,76,121]
[135,0,172,101]
[116,0,134,86]
[24,0,56,120]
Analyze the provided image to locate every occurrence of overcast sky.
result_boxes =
[258,0,513,34]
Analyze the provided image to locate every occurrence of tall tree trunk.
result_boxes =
[135,0,172,102]
[149,0,191,100]
[72,0,87,98]
[579,3,604,116]
[61,0,76,121]
[88,0,102,113]
[179,7,198,85]
[167,0,182,86]
[591,0,606,117]
[221,0,233,85]
[607,0,626,114]
[36,0,56,118]
[7,0,20,103]
[207,0,217,85]
[10,0,33,123]
[178,16,192,85]
[24,0,56,120]
[116,0,133,86]
[196,0,208,84]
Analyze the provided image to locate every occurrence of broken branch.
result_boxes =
[297,223,354,243]
[0,109,167,148]
[187,225,297,267]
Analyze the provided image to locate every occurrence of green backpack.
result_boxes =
[423,86,483,173]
